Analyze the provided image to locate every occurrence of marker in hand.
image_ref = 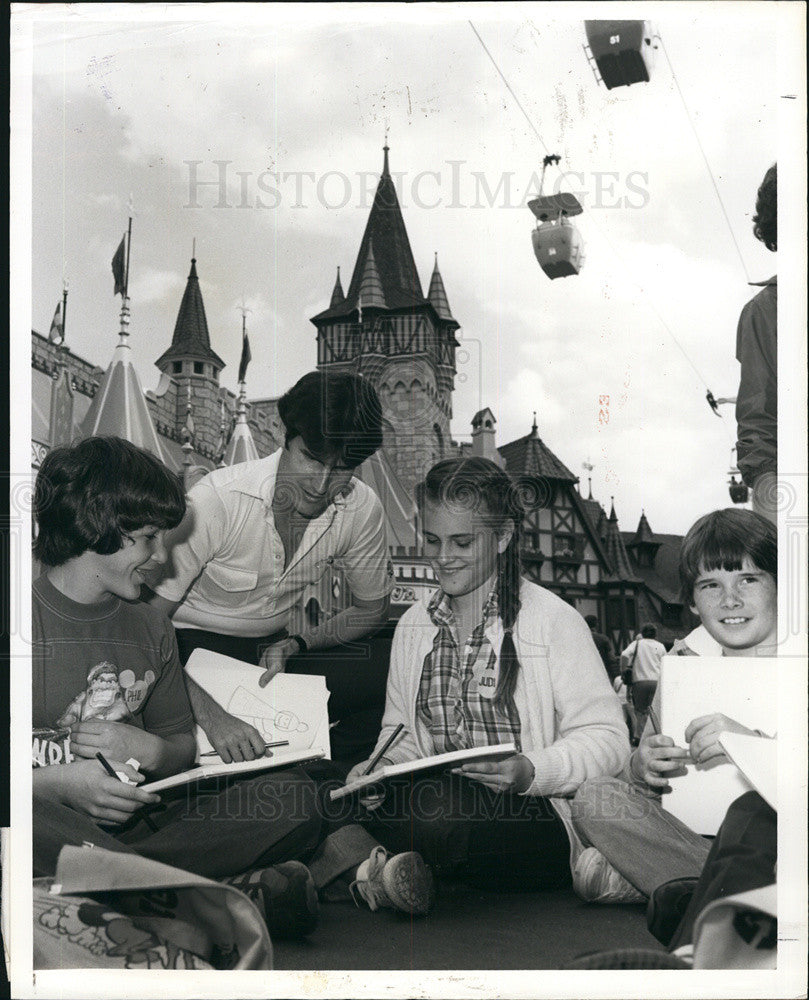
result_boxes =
[96,752,159,832]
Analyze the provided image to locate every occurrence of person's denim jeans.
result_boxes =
[571,776,712,896]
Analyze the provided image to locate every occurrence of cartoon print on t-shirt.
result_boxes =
[57,662,156,727]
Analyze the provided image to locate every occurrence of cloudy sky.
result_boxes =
[16,2,800,534]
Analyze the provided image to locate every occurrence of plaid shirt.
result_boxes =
[416,588,522,753]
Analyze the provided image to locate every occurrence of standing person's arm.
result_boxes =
[735,289,777,488]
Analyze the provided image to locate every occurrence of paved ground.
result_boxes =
[273,886,662,970]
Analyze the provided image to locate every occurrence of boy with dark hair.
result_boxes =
[33,437,435,937]
[147,370,394,765]
[33,438,324,939]
[570,508,777,910]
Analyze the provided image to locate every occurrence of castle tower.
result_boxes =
[311,146,460,495]
[155,257,225,457]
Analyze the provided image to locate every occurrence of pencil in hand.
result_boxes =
[362,723,405,776]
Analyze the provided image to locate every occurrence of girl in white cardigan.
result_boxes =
[347,458,629,891]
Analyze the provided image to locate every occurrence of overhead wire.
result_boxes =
[657,35,752,284]
[468,19,736,443]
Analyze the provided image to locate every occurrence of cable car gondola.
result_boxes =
[584,21,656,90]
[528,155,585,279]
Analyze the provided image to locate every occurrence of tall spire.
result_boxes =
[427,253,455,321]
[156,256,225,372]
[313,145,424,320]
[601,497,640,582]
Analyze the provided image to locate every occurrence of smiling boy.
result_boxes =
[145,370,394,764]
[570,508,778,906]
[31,438,338,942]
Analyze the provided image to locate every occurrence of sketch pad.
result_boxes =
[718,732,777,811]
[329,742,517,801]
[659,656,777,835]
[185,647,331,760]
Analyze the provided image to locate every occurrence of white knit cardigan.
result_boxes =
[371,580,631,865]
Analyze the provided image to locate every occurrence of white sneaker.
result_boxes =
[350,847,435,916]
[573,847,645,904]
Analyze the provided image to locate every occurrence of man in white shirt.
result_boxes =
[620,623,666,684]
[146,371,393,764]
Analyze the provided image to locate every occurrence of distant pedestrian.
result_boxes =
[619,624,665,685]
[585,614,617,680]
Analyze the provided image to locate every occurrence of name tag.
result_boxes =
[471,653,498,700]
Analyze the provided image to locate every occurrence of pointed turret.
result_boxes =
[223,388,259,465]
[79,335,165,462]
[357,241,386,310]
[427,254,455,322]
[625,508,662,568]
[312,146,424,321]
[156,258,225,374]
[329,267,345,309]
[601,499,640,582]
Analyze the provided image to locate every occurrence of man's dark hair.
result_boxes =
[753,164,777,252]
[33,437,186,567]
[277,371,383,469]
[640,623,657,639]
[678,508,777,604]
[584,614,599,630]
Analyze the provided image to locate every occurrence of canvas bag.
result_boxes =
[693,883,777,970]
[34,844,272,970]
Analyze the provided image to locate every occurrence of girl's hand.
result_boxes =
[345,757,393,786]
[454,754,535,793]
[634,733,690,789]
[685,714,758,766]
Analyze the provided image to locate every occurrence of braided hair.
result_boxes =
[416,457,526,717]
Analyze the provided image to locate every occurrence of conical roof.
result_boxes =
[357,242,386,309]
[602,501,641,582]
[79,339,165,462]
[223,393,259,465]
[312,146,425,321]
[498,415,577,483]
[629,510,658,546]
[329,267,345,308]
[223,420,259,465]
[156,258,225,370]
[427,254,455,321]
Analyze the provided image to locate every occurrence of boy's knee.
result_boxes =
[572,777,626,827]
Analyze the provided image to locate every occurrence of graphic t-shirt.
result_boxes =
[32,574,193,768]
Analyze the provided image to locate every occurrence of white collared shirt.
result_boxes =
[152,450,392,636]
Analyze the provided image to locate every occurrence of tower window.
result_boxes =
[193,362,204,375]
[172,361,182,374]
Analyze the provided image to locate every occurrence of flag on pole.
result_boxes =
[112,234,126,296]
[238,325,252,384]
[48,301,64,344]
